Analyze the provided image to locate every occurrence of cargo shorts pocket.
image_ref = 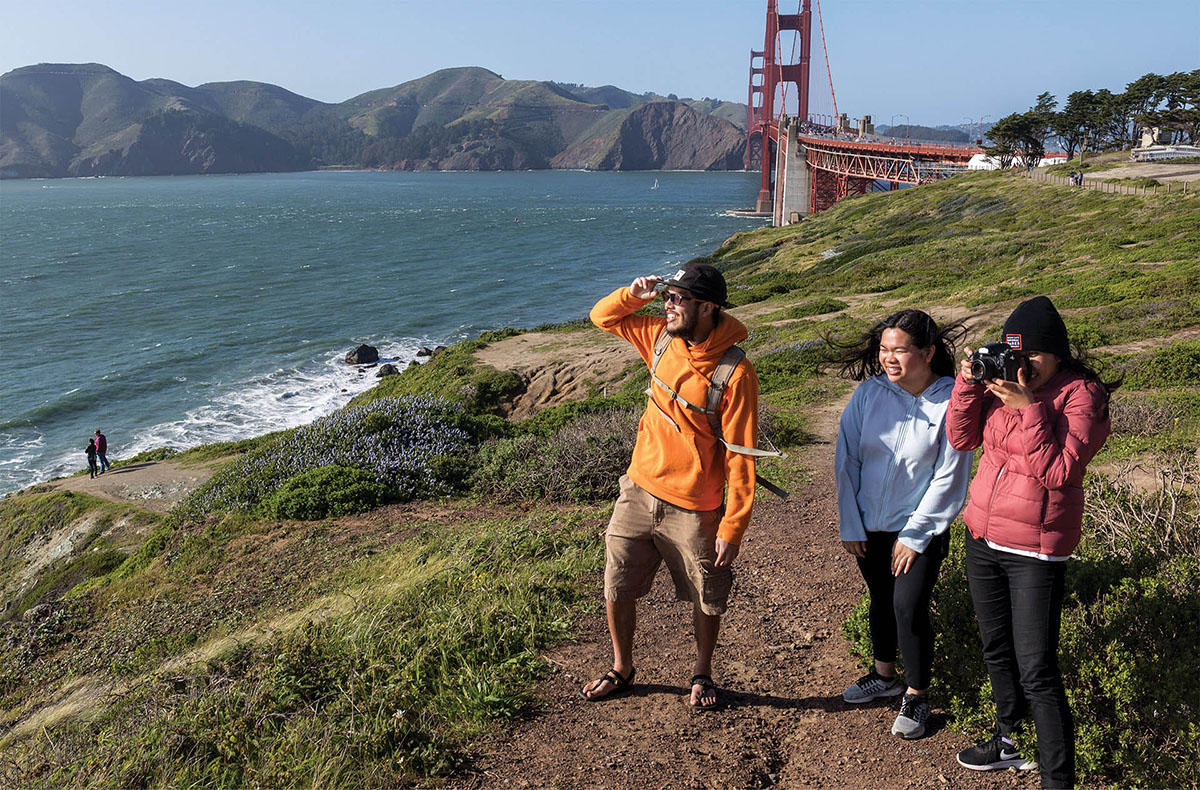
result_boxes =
[697,560,733,615]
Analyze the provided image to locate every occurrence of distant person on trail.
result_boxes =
[833,310,973,740]
[947,296,1116,789]
[579,264,761,711]
[94,429,109,473]
[86,438,99,479]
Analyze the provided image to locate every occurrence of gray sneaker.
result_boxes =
[842,670,903,703]
[891,693,930,739]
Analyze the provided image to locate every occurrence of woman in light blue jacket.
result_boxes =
[834,309,973,740]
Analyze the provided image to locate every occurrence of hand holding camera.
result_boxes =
[962,345,1035,410]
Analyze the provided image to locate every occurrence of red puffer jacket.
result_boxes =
[946,369,1110,557]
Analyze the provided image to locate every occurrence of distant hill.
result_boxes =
[0,64,749,178]
[876,124,970,144]
[0,64,311,178]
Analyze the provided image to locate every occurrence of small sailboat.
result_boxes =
[651,178,659,190]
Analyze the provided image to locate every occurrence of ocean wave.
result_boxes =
[0,338,431,495]
[119,339,429,460]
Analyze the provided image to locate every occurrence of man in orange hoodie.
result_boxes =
[579,263,759,710]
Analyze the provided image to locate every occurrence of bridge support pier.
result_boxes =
[773,117,811,225]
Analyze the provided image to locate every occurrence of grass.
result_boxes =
[1103,176,1162,188]
[1,508,607,787]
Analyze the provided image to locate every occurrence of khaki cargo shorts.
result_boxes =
[604,474,732,616]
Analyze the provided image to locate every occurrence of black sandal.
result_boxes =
[689,674,722,711]
[579,667,636,701]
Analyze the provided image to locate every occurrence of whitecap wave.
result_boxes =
[120,338,429,458]
[0,338,431,495]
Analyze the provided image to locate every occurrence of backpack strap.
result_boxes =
[707,346,787,459]
[646,332,788,498]
[650,329,714,416]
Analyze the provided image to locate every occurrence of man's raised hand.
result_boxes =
[629,276,662,300]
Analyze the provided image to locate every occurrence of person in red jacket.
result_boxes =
[579,264,759,711]
[946,296,1117,789]
[94,429,110,473]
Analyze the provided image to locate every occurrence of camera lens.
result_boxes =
[969,359,989,382]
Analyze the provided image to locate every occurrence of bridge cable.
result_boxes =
[777,26,789,118]
[816,0,839,122]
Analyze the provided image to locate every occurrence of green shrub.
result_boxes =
[264,466,392,520]
[116,447,179,465]
[764,297,848,321]
[473,408,640,503]
[176,396,473,520]
[352,336,522,413]
[1122,340,1200,388]
[755,340,829,394]
[1061,555,1199,786]
[515,391,642,437]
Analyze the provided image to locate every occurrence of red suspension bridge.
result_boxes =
[746,0,982,224]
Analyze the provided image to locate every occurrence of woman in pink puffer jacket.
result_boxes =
[946,296,1116,790]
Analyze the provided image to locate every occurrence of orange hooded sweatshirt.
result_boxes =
[590,287,759,545]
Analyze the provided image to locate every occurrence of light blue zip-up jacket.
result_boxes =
[836,375,972,553]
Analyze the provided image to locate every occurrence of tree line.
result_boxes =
[985,70,1200,169]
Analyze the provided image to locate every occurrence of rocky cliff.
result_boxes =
[552,101,746,170]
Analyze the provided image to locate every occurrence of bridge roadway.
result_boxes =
[771,119,983,224]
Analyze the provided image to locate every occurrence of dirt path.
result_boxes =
[1083,160,1200,184]
[47,458,219,513]
[447,436,1037,789]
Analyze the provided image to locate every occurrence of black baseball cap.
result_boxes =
[659,264,731,307]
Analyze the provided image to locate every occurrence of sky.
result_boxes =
[2,0,1197,127]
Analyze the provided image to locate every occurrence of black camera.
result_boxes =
[969,343,1025,382]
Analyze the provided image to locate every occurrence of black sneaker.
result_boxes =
[842,670,903,703]
[891,693,929,739]
[956,733,1037,771]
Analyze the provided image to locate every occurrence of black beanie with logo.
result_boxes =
[1002,296,1070,358]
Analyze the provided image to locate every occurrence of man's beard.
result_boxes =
[665,310,696,340]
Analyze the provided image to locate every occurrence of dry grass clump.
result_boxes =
[1109,394,1186,437]
[1085,456,1200,560]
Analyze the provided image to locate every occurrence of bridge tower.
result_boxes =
[754,0,812,212]
[746,50,765,169]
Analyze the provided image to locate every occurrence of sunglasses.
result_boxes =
[661,290,696,306]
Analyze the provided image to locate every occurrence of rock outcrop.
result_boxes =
[552,102,745,171]
[345,344,379,365]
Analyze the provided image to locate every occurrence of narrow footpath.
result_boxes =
[447,435,1038,789]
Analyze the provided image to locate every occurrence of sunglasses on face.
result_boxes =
[661,290,695,306]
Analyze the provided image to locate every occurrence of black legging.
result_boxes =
[856,530,950,691]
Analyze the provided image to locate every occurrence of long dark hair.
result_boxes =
[829,309,967,381]
[1061,346,1122,417]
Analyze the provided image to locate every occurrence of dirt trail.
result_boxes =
[447,431,1036,789]
[46,458,219,513]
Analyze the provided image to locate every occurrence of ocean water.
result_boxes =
[0,170,765,494]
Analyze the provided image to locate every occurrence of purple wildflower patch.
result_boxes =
[176,396,472,519]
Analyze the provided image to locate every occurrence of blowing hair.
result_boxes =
[1061,345,1122,417]
[829,309,967,381]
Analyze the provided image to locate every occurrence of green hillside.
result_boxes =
[1,172,1196,787]
[1,64,748,177]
